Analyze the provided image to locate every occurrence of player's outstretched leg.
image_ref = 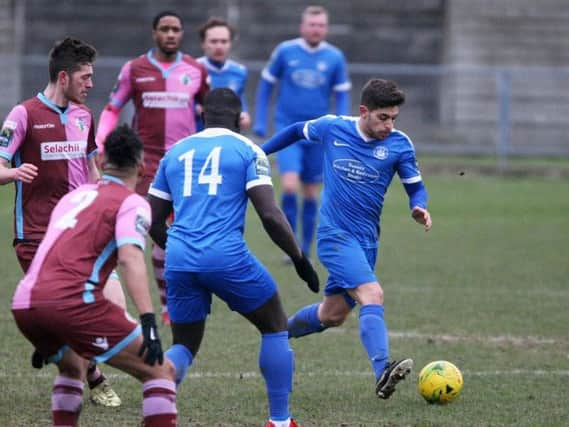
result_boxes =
[87,362,121,407]
[359,304,413,399]
[287,303,326,338]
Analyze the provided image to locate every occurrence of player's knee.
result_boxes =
[320,309,349,327]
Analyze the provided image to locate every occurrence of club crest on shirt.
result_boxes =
[0,120,17,147]
[317,61,328,71]
[75,117,87,132]
[180,73,191,86]
[373,146,389,160]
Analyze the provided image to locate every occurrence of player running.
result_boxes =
[262,78,433,400]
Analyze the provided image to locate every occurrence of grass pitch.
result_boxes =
[0,164,568,426]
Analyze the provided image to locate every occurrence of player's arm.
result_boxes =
[0,157,38,185]
[260,122,305,155]
[253,79,274,137]
[96,61,134,151]
[0,107,38,184]
[95,105,121,152]
[116,195,163,365]
[399,149,432,231]
[87,154,100,183]
[118,243,163,365]
[403,181,432,231]
[334,90,350,116]
[248,184,319,292]
[147,194,173,250]
[117,244,154,315]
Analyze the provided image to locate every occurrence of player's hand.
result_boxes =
[15,163,38,183]
[412,206,432,231]
[138,313,164,366]
[293,253,320,293]
[31,349,46,369]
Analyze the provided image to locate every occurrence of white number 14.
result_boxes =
[178,146,223,196]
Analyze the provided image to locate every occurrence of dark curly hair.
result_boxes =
[104,124,143,170]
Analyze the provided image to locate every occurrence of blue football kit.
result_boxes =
[149,127,276,322]
[262,114,428,381]
[257,38,351,179]
[151,129,296,423]
[255,38,351,256]
[195,57,249,130]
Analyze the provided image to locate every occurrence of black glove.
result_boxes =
[293,253,320,293]
[31,349,46,369]
[138,313,164,366]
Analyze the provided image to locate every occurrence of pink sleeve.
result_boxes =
[109,61,134,109]
[115,194,151,250]
[0,105,28,161]
[96,61,134,151]
[95,106,120,152]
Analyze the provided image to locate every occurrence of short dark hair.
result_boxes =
[152,10,183,29]
[48,37,96,83]
[360,79,406,110]
[203,88,241,125]
[104,124,143,170]
[199,17,235,42]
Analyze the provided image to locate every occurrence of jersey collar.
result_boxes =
[147,49,183,78]
[298,38,329,53]
[102,174,126,186]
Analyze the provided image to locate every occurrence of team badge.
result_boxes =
[317,61,328,71]
[373,146,389,160]
[75,117,87,132]
[0,120,17,147]
[255,156,271,177]
[180,73,191,85]
[135,206,151,236]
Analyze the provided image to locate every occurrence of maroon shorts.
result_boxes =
[12,300,140,363]
[14,240,41,273]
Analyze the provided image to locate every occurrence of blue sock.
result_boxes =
[259,332,294,421]
[282,193,297,234]
[165,344,193,386]
[359,304,389,379]
[301,198,317,255]
[287,303,326,338]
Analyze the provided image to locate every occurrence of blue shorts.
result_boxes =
[165,255,277,323]
[276,141,323,183]
[317,230,379,307]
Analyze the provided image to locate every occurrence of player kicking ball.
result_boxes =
[262,78,432,400]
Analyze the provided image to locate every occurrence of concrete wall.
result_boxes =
[442,0,569,155]
[2,0,568,155]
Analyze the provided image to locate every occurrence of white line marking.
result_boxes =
[3,369,569,380]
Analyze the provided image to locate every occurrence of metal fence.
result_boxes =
[10,55,569,163]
